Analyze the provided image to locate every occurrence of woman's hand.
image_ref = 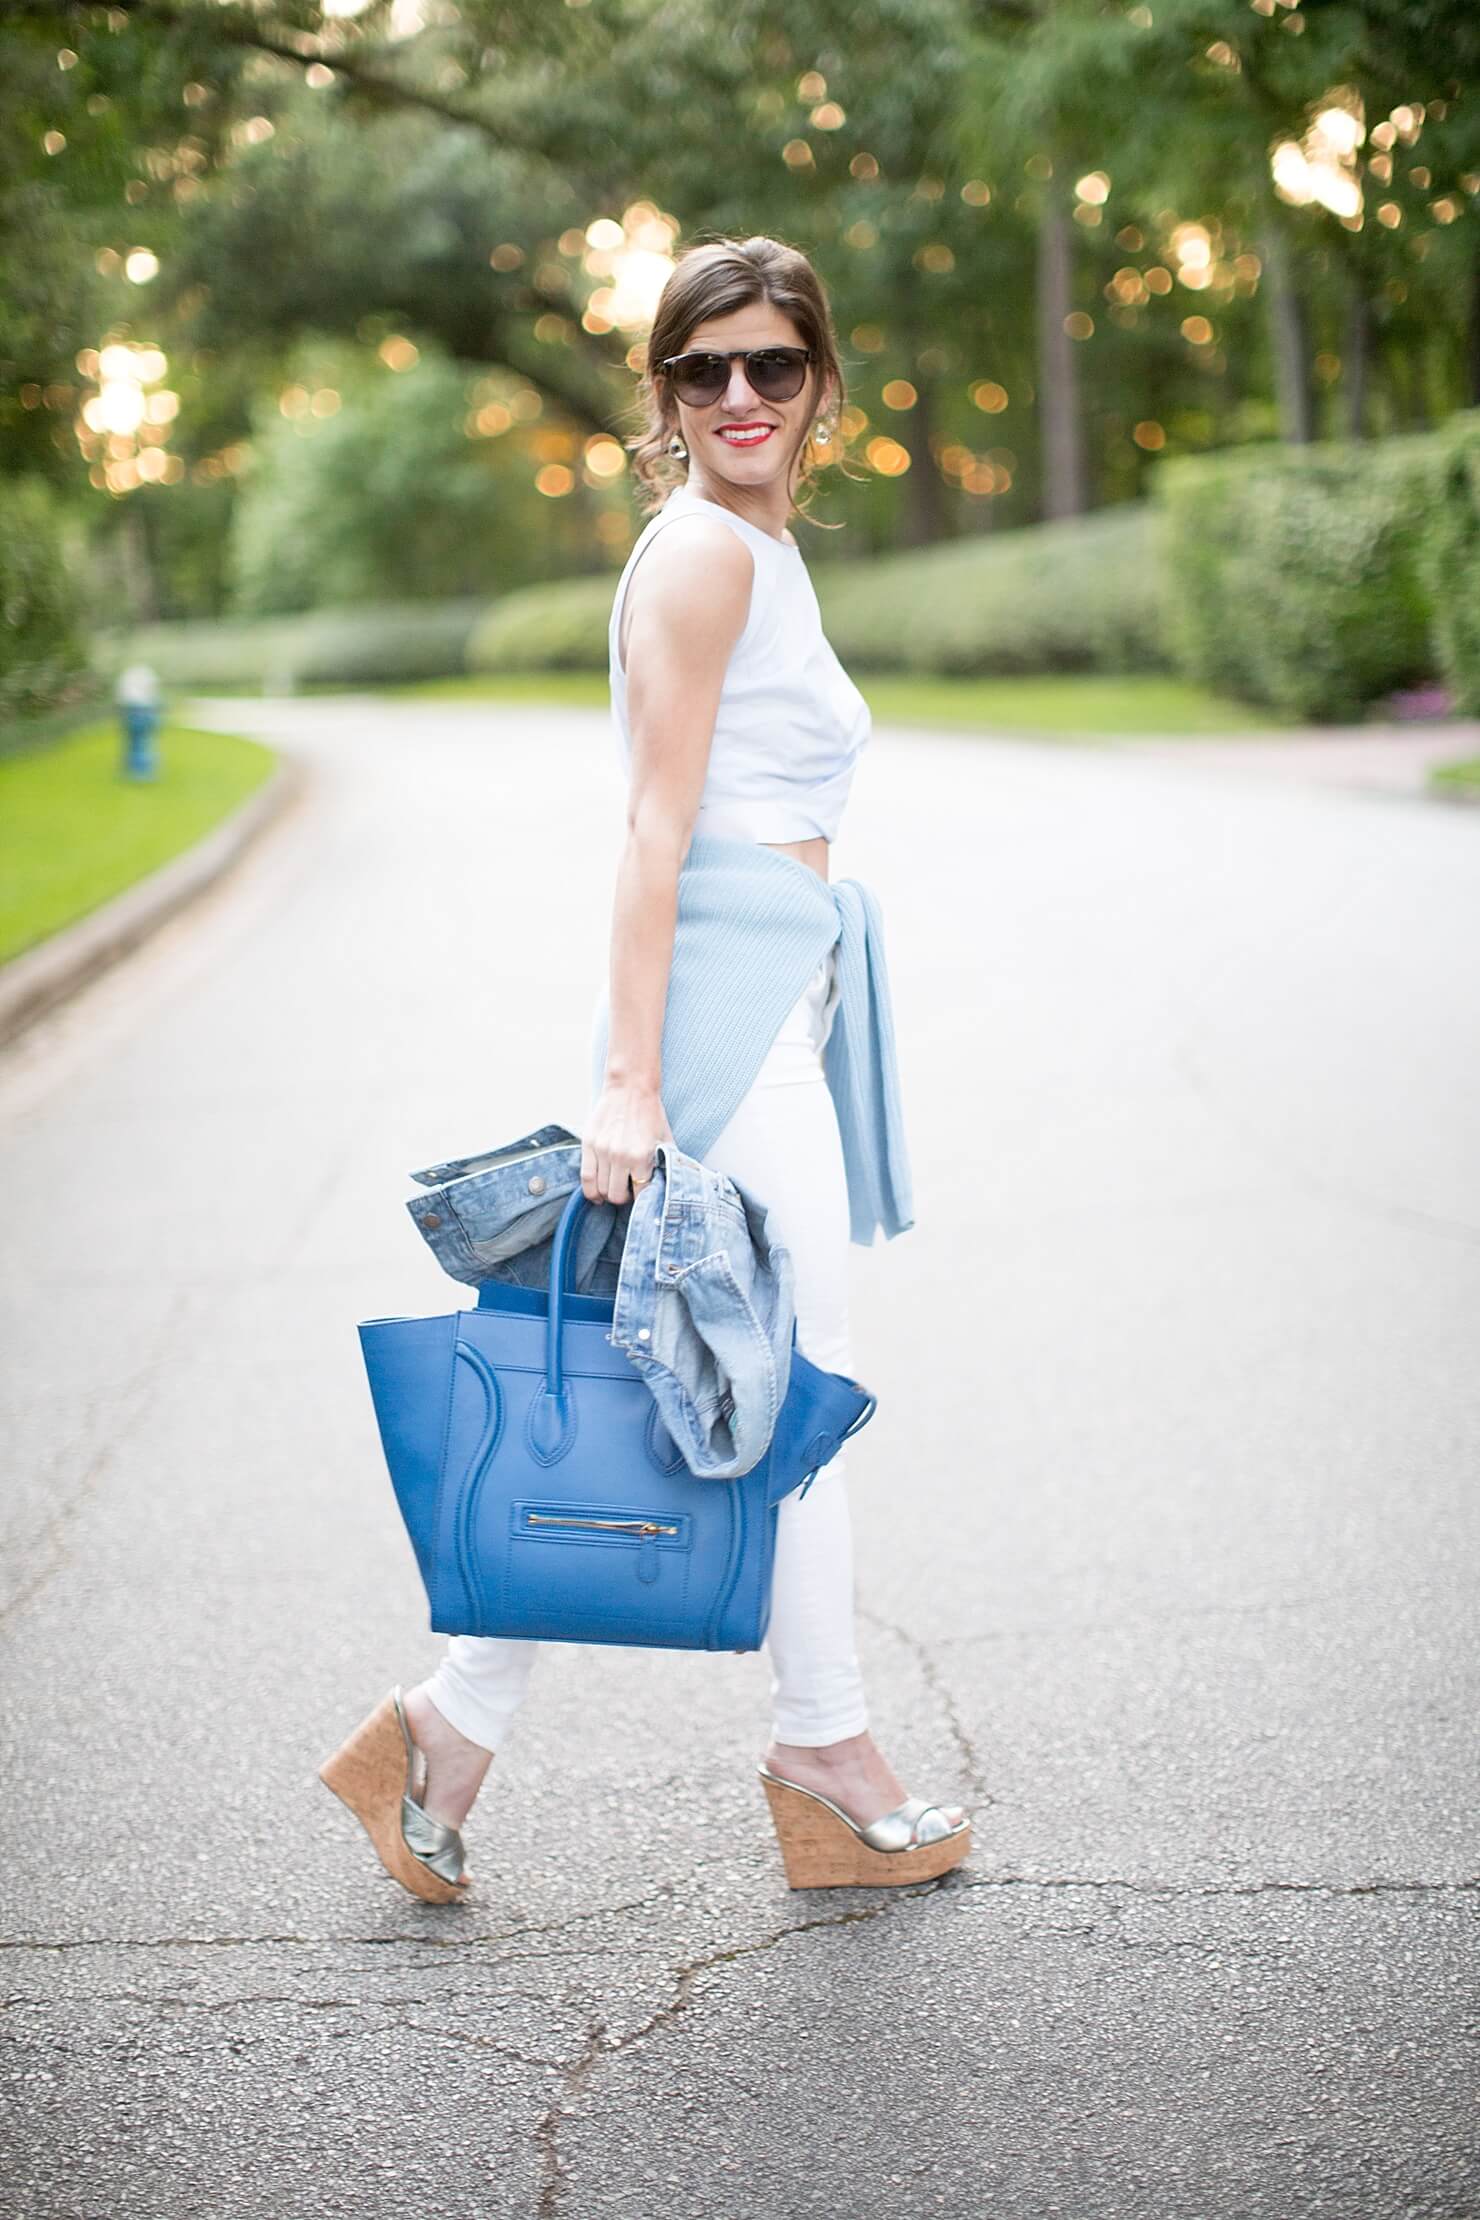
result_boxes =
[581,1080,674,1204]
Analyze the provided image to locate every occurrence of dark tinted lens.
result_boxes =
[670,354,729,401]
[748,349,808,399]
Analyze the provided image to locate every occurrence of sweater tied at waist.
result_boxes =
[588,835,914,1247]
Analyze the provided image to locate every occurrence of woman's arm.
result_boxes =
[582,517,754,1205]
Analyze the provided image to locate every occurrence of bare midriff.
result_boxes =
[762,836,829,880]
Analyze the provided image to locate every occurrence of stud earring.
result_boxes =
[813,421,832,445]
[667,431,688,459]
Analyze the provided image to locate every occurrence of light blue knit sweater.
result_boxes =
[588,835,914,1246]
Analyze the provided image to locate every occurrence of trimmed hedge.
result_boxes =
[1156,437,1435,721]
[466,575,614,674]
[1417,412,1480,715]
[815,504,1166,676]
[104,423,1480,721]
[0,478,90,722]
[99,598,486,693]
[467,504,1168,678]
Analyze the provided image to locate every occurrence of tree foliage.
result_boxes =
[228,340,534,612]
[1,0,1475,626]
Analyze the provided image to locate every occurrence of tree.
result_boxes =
[227,339,538,612]
[959,0,1480,479]
[2,0,1475,615]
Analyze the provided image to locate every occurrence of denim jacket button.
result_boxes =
[420,1213,442,1228]
[637,1327,651,1340]
[528,1175,547,1194]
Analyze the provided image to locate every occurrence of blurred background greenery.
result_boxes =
[3,0,1479,733]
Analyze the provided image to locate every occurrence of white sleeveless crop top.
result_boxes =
[607,483,871,843]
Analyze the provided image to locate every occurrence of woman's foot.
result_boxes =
[761,1729,913,1833]
[400,1683,494,1831]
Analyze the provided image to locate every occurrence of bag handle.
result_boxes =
[545,1182,595,1399]
[547,1166,648,1358]
[520,1183,596,1461]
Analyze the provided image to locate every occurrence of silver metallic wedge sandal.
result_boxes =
[757,1759,972,1888]
[318,1687,471,1903]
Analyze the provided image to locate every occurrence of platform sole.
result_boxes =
[318,1691,468,1904]
[759,1770,972,1888]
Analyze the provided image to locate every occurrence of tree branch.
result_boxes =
[43,0,522,144]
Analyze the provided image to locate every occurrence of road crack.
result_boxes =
[857,1601,992,1803]
[532,1888,944,2215]
[3,1870,1468,1962]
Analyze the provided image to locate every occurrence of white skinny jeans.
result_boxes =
[422,944,871,1752]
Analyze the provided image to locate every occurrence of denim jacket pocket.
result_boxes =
[451,1186,571,1272]
[405,1142,589,1290]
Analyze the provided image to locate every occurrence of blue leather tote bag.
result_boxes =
[358,1185,878,1651]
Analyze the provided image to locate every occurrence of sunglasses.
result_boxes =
[658,346,815,406]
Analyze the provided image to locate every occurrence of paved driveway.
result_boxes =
[1,700,1475,2219]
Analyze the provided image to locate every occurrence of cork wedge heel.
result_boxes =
[318,1688,471,1904]
[757,1762,972,1888]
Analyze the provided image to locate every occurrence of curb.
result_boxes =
[0,751,308,1048]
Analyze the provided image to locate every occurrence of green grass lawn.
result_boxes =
[854,672,1289,736]
[391,668,1279,736]
[1429,754,1480,798]
[0,721,276,966]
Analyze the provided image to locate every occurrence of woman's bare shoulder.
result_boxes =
[621,513,754,662]
[639,506,757,577]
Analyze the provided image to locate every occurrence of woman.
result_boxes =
[320,236,972,1894]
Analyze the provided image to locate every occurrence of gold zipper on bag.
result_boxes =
[524,1513,678,1536]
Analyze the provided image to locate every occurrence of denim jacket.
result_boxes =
[404,1122,796,1480]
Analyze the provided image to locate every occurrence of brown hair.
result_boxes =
[620,233,863,534]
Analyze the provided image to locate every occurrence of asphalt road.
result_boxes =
[2,699,1476,2220]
